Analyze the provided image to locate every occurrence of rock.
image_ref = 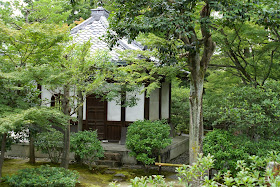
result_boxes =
[104,170,116,174]
[112,178,125,182]
[114,173,126,178]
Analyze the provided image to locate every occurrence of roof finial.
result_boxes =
[91,6,109,21]
[97,1,103,6]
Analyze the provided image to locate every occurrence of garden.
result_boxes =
[1,0,280,186]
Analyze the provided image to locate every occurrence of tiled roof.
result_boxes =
[70,7,143,61]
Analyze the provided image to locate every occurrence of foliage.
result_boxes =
[21,0,71,24]
[211,20,280,86]
[177,154,215,186]
[0,107,68,134]
[203,81,280,139]
[4,165,79,187]
[0,133,16,152]
[34,131,64,163]
[203,129,280,175]
[111,153,280,186]
[126,120,171,166]
[176,153,280,187]
[70,130,104,170]
[109,175,174,187]
[171,80,189,133]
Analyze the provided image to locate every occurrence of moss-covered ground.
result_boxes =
[1,159,177,187]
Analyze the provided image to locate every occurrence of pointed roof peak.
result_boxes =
[91,7,110,21]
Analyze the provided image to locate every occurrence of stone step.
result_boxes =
[101,152,121,162]
[97,160,122,168]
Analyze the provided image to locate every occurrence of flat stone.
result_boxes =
[97,160,122,168]
[112,178,125,182]
[103,152,121,162]
[104,170,116,174]
[114,173,126,178]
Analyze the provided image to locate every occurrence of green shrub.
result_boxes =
[203,129,280,175]
[4,165,79,187]
[170,80,189,133]
[126,120,172,166]
[176,153,280,186]
[70,130,104,170]
[112,154,280,187]
[34,130,63,163]
[204,81,280,139]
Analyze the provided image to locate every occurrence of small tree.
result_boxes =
[126,120,171,168]
[35,131,64,163]
[70,131,104,170]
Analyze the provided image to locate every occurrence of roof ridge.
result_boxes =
[70,17,94,34]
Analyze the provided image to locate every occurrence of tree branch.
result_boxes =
[208,64,238,69]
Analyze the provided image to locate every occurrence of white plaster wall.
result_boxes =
[161,82,170,119]
[149,88,159,121]
[83,100,86,120]
[41,86,53,107]
[107,99,121,121]
[41,86,80,118]
[125,91,145,121]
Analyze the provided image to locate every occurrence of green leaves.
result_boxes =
[35,131,64,163]
[126,120,171,165]
[4,165,79,187]
[70,130,104,170]
[204,81,280,139]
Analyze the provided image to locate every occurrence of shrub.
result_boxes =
[204,81,280,139]
[70,130,104,170]
[34,130,63,163]
[126,120,172,166]
[4,165,79,187]
[203,129,280,175]
[171,81,189,133]
[176,153,280,187]
[110,175,175,187]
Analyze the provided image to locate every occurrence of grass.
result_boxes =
[1,159,177,187]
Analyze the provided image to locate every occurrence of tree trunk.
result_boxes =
[77,90,83,132]
[0,133,7,181]
[60,85,71,169]
[189,54,205,165]
[29,132,35,164]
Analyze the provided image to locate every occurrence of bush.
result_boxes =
[34,131,63,163]
[112,154,280,187]
[176,153,280,186]
[203,129,280,175]
[4,165,79,187]
[204,81,280,139]
[126,120,172,166]
[171,81,189,133]
[70,130,104,170]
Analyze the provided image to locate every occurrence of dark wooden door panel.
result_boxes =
[85,94,124,141]
[106,122,122,141]
[86,95,106,139]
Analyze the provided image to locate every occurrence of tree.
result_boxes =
[107,0,280,164]
[21,0,71,24]
[0,107,69,180]
[0,13,70,166]
[210,17,280,86]
[107,0,217,164]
